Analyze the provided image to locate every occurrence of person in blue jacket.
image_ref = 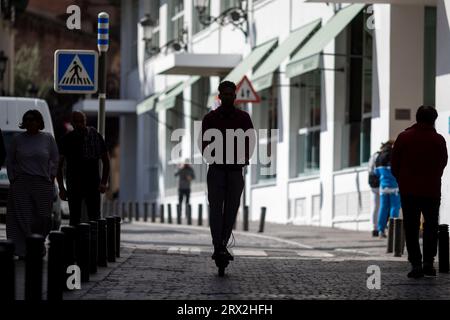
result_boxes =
[374,141,401,238]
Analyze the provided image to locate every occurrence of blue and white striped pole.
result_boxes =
[97,12,109,138]
[97,12,109,219]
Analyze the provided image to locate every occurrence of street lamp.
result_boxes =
[193,0,248,37]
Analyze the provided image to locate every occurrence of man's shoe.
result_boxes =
[378,230,387,239]
[372,230,378,237]
[223,248,234,261]
[423,263,437,277]
[407,265,424,279]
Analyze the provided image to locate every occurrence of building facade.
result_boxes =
[120,0,450,231]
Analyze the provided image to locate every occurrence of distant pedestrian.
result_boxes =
[392,106,448,278]
[6,110,59,258]
[0,128,5,167]
[374,140,400,238]
[201,81,256,262]
[175,160,195,215]
[368,146,381,237]
[57,111,110,226]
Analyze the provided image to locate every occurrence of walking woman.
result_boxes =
[374,141,401,238]
[6,110,59,258]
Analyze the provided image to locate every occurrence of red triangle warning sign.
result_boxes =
[235,75,261,104]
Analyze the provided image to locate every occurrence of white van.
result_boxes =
[0,97,62,229]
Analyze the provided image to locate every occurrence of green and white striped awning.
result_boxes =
[251,19,321,92]
[155,76,201,112]
[285,4,365,78]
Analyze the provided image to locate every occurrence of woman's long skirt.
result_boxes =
[6,174,53,257]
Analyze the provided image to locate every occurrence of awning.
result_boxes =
[154,53,242,76]
[136,93,160,115]
[73,99,137,115]
[155,76,201,112]
[251,19,321,92]
[224,38,278,84]
[285,4,365,78]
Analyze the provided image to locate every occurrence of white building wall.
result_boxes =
[435,0,450,225]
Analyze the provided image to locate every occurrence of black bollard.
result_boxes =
[177,204,181,225]
[243,205,249,231]
[393,218,403,257]
[151,202,156,223]
[47,231,65,301]
[160,204,165,223]
[89,221,98,274]
[115,216,121,258]
[76,223,91,282]
[386,217,394,253]
[61,226,77,290]
[121,202,126,220]
[97,218,108,267]
[167,203,173,224]
[198,204,203,226]
[144,202,149,222]
[258,207,266,233]
[106,217,116,262]
[187,204,192,225]
[0,240,15,301]
[135,202,140,222]
[128,201,133,223]
[439,224,449,273]
[25,234,44,300]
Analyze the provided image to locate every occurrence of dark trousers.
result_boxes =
[207,166,244,249]
[178,189,190,216]
[401,194,440,266]
[68,186,101,226]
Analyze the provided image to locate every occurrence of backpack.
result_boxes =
[368,172,380,188]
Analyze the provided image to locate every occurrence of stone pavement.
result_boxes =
[2,220,449,300]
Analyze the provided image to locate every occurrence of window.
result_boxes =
[342,10,373,168]
[168,0,185,42]
[295,70,321,175]
[255,86,278,183]
[221,0,240,12]
[424,6,436,106]
[144,0,161,60]
[192,1,210,34]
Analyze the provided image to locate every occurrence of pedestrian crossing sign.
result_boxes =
[54,49,98,94]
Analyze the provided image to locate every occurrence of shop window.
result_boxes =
[168,0,185,42]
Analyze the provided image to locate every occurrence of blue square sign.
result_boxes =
[54,50,98,94]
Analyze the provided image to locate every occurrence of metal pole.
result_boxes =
[439,224,449,273]
[47,231,65,301]
[25,234,44,300]
[144,202,149,222]
[198,204,203,226]
[393,218,403,257]
[135,202,140,221]
[243,205,249,231]
[177,204,181,224]
[151,202,156,223]
[97,12,109,137]
[387,217,394,253]
[121,202,126,220]
[89,221,98,274]
[76,223,91,282]
[128,201,133,223]
[160,204,165,223]
[60,226,77,290]
[115,216,121,258]
[97,218,108,267]
[258,207,266,233]
[187,204,192,225]
[0,240,15,301]
[167,203,172,224]
[106,217,116,262]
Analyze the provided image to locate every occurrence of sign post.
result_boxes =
[97,12,109,138]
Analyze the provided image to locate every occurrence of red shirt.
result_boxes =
[391,123,448,198]
[201,105,255,170]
